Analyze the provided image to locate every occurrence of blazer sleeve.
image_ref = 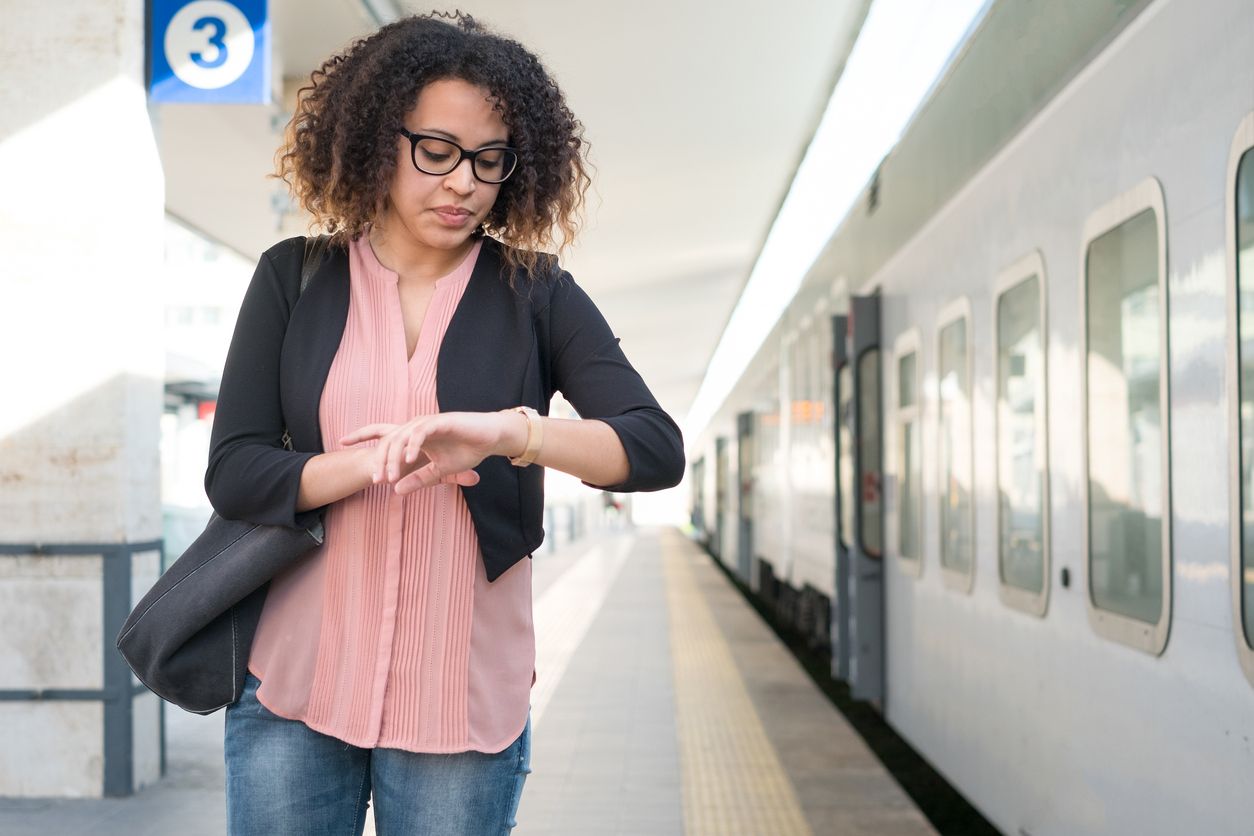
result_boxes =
[204,244,319,528]
[544,270,685,492]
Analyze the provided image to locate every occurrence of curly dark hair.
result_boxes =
[276,11,592,280]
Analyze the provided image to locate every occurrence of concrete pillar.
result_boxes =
[0,0,165,798]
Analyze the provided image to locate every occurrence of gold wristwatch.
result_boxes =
[508,406,543,467]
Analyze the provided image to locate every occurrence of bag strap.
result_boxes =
[281,235,331,453]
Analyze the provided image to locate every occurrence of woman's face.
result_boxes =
[383,77,508,253]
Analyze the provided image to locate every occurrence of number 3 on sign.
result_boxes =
[164,1,255,90]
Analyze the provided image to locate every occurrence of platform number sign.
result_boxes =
[150,0,270,104]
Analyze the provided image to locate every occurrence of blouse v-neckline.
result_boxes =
[358,234,483,368]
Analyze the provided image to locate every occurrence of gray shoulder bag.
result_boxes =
[115,235,331,715]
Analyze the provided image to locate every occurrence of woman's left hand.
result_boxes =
[339,411,520,495]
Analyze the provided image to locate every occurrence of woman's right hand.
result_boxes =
[341,419,486,493]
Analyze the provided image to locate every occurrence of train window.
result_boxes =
[894,330,922,572]
[858,349,883,557]
[838,363,854,551]
[1081,178,1170,655]
[995,253,1050,617]
[937,300,974,591]
[1230,116,1254,684]
[899,352,917,406]
[691,456,706,535]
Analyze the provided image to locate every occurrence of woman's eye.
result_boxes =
[422,150,452,163]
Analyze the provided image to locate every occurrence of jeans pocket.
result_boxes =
[228,671,264,717]
[504,712,533,832]
[517,711,533,776]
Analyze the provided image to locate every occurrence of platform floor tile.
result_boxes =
[516,528,684,835]
[517,527,937,836]
[675,532,936,835]
[0,526,937,836]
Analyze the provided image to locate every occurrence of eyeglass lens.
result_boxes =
[413,137,517,183]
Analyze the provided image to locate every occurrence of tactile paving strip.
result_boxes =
[662,534,813,836]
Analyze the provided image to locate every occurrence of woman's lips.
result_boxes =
[433,208,473,227]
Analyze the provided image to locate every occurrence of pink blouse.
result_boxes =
[247,235,535,754]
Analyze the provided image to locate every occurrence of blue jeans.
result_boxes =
[224,671,531,835]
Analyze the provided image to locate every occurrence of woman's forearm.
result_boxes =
[295,446,375,512]
[495,411,630,488]
[300,411,630,512]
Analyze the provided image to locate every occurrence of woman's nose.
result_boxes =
[444,157,476,193]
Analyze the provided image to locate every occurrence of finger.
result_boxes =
[446,470,480,487]
[393,471,426,495]
[414,460,444,489]
[372,434,397,483]
[387,427,416,482]
[403,427,429,466]
[341,424,392,446]
[369,443,384,483]
[394,464,474,495]
[394,463,439,494]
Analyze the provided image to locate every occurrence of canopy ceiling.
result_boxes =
[159,0,867,422]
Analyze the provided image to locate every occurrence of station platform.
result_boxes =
[0,527,935,835]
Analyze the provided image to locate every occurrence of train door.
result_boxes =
[690,457,706,538]
[845,296,885,703]
[713,436,728,561]
[736,411,754,582]
[832,314,852,683]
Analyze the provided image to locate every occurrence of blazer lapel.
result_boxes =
[281,243,351,455]
[437,237,533,414]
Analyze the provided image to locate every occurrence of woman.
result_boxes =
[205,12,684,835]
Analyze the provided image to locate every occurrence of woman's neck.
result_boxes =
[368,219,475,284]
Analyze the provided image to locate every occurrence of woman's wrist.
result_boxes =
[353,443,379,486]
[296,445,386,512]
[495,409,530,459]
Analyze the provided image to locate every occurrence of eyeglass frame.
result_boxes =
[396,128,519,184]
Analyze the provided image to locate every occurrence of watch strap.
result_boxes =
[508,406,543,466]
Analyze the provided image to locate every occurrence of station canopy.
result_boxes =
[159,0,868,424]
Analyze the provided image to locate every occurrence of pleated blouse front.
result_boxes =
[246,234,536,754]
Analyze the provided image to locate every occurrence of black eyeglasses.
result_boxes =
[397,128,519,184]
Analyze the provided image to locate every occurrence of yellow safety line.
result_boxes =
[662,533,813,836]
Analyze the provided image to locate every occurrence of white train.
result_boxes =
[688,1,1254,833]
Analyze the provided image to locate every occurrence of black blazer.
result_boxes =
[205,235,684,581]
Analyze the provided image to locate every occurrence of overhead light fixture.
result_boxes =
[358,0,400,28]
[684,0,991,444]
